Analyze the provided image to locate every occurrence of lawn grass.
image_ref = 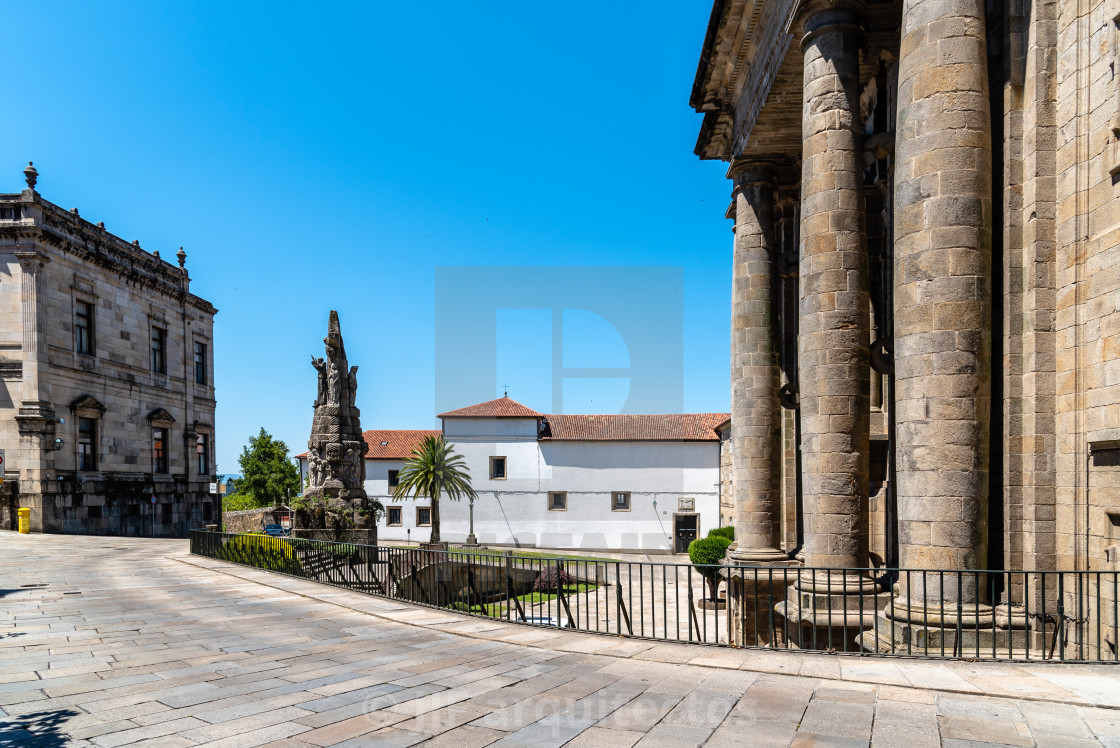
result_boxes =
[453,582,599,619]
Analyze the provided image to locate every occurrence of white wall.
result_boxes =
[442,417,538,439]
[381,437,720,553]
[300,425,722,553]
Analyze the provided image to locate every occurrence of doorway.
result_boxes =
[674,513,699,554]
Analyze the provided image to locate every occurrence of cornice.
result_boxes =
[1,225,217,316]
[693,0,799,162]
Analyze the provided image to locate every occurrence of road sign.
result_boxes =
[0,449,5,469]
[150,495,157,504]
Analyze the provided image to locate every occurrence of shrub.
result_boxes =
[533,565,573,592]
[707,526,735,543]
[218,534,302,576]
[688,536,730,600]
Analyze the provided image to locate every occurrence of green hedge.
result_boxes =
[218,535,303,575]
[707,526,734,542]
[286,538,361,559]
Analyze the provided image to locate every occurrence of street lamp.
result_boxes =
[465,494,478,547]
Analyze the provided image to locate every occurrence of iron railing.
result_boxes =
[189,531,1119,662]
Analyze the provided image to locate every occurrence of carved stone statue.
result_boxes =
[327,361,341,405]
[305,311,368,503]
[311,357,327,407]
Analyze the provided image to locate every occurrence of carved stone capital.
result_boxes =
[793,0,865,48]
[728,158,780,188]
[14,250,49,273]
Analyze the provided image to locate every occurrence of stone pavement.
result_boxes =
[1,533,1118,747]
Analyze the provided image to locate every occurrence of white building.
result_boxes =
[299,397,728,553]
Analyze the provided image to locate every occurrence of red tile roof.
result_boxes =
[296,429,441,460]
[438,396,544,419]
[540,413,729,442]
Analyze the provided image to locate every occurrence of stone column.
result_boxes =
[15,252,51,417]
[892,0,993,617]
[15,251,55,533]
[728,160,787,563]
[795,0,875,588]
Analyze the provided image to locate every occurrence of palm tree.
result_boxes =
[392,435,476,544]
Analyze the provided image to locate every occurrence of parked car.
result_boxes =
[263,524,288,537]
[517,615,571,628]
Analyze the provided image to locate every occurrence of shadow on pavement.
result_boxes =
[0,708,81,746]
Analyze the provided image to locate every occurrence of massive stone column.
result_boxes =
[892,0,993,617]
[728,160,787,563]
[795,0,874,586]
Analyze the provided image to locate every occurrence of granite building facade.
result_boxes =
[0,164,218,536]
[693,0,1120,652]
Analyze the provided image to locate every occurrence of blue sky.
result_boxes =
[2,1,732,474]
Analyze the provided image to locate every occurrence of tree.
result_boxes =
[689,535,731,601]
[236,428,300,508]
[392,434,476,544]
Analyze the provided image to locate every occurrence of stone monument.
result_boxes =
[297,311,376,541]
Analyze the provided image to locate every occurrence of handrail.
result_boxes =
[189,530,1120,663]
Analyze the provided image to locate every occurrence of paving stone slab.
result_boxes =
[5,533,1120,748]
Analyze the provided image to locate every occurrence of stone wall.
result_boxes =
[0,178,218,537]
[223,507,276,535]
[291,528,377,545]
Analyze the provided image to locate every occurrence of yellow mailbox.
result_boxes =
[17,507,30,534]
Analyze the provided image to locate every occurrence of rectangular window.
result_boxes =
[151,327,167,373]
[548,491,567,511]
[490,456,506,480]
[416,507,431,526]
[75,300,94,355]
[387,506,402,526]
[388,469,400,488]
[153,427,168,474]
[78,417,97,471]
[612,491,631,511]
[194,341,207,385]
[197,433,209,476]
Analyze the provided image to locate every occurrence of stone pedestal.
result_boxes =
[776,570,891,651]
[860,602,1031,656]
[292,528,377,545]
[724,562,799,646]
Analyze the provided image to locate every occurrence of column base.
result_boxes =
[775,571,891,651]
[728,546,791,564]
[858,599,1034,656]
[723,560,800,647]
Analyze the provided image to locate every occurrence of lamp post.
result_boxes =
[465,494,478,547]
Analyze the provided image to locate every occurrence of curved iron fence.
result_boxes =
[189,530,1119,662]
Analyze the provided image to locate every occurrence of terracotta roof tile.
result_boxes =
[297,429,441,460]
[438,396,544,419]
[540,413,729,442]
